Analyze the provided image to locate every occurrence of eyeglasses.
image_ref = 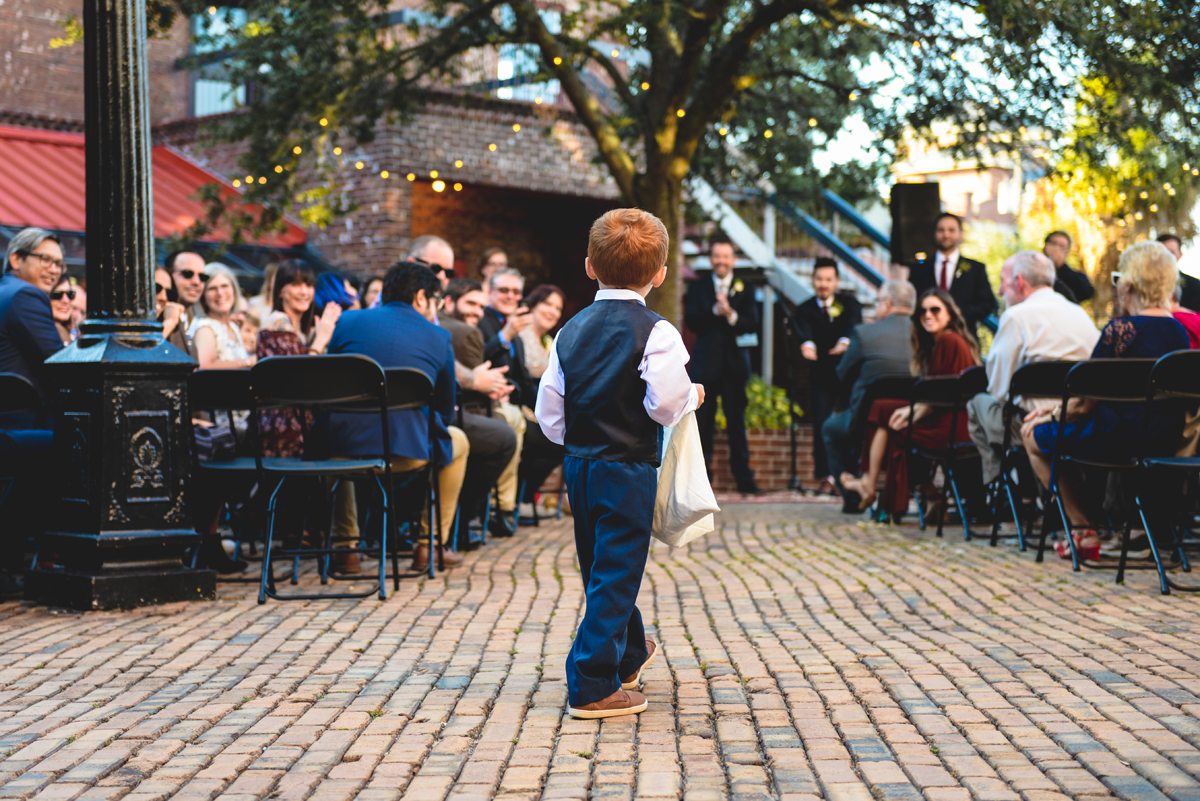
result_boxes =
[1111,271,1122,286]
[20,252,66,272]
[493,287,522,295]
[177,269,210,282]
[920,305,946,316]
[155,283,171,294]
[49,290,76,301]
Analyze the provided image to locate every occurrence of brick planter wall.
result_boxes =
[708,426,820,492]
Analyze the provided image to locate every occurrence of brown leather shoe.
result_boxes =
[411,545,464,572]
[568,689,647,719]
[620,639,659,690]
[330,551,362,574]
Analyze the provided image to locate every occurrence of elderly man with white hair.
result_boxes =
[967,250,1100,484]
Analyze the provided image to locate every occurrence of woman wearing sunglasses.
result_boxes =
[842,288,980,519]
[49,275,78,345]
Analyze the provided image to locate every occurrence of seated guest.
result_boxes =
[1022,241,1190,559]
[823,280,915,510]
[49,275,78,346]
[314,270,360,313]
[440,277,524,541]
[408,235,456,290]
[1158,235,1200,311]
[246,262,278,322]
[519,283,565,380]
[842,289,980,517]
[325,262,482,570]
[360,275,384,309]
[0,227,65,596]
[166,248,208,340]
[479,269,566,514]
[0,228,65,399]
[967,252,1099,485]
[478,247,508,285]
[155,267,189,354]
[1171,283,1200,348]
[190,265,255,370]
[257,261,341,458]
[1042,231,1095,304]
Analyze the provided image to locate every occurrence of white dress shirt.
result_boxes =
[986,286,1100,409]
[535,289,700,445]
[937,249,960,291]
[712,273,739,327]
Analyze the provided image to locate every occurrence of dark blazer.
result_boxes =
[0,273,63,400]
[477,306,536,405]
[683,273,759,384]
[1056,265,1095,303]
[793,291,863,380]
[835,313,914,421]
[1181,274,1200,313]
[323,302,456,465]
[909,254,997,330]
[438,311,485,370]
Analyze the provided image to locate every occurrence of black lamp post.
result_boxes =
[24,0,215,609]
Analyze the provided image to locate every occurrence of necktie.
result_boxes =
[939,258,950,291]
[822,302,831,321]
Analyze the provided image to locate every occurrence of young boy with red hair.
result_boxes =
[536,208,705,718]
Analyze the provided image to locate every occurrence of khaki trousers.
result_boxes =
[494,403,526,512]
[330,425,469,547]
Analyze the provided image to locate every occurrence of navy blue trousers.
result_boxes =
[563,455,654,706]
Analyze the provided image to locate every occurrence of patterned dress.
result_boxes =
[256,313,312,458]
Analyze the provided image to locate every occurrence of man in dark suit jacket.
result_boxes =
[478,267,564,515]
[1043,231,1095,304]
[820,280,916,510]
[685,234,762,494]
[793,258,863,492]
[0,228,65,596]
[324,262,513,570]
[908,213,997,333]
[0,229,65,404]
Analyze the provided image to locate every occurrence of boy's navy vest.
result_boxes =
[556,299,664,465]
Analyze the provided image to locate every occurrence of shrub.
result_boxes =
[713,375,803,430]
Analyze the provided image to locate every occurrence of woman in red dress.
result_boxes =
[842,288,980,518]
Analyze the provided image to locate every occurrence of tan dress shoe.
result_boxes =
[331,551,362,574]
[568,689,647,719]
[621,638,658,690]
[411,545,464,572]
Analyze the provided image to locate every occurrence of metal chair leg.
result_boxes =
[258,479,286,604]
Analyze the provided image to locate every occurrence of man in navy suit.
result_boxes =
[0,228,65,597]
[323,262,513,571]
[908,213,997,333]
[0,228,65,403]
[685,234,762,495]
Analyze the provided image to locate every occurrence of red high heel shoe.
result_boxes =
[1055,529,1100,561]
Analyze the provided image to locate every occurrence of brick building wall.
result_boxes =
[161,92,621,285]
[709,426,819,493]
[1,0,190,126]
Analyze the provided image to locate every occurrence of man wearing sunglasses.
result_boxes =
[165,249,208,309]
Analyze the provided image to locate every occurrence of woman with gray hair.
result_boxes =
[188,263,254,370]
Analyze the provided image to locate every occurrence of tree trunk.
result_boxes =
[635,175,684,327]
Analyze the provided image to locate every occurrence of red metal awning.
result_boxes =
[0,124,306,247]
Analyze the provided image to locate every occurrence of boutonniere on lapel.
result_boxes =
[828,301,843,320]
[955,261,970,280]
[731,279,745,296]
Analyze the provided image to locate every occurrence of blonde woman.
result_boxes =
[1021,241,1189,558]
[189,264,254,370]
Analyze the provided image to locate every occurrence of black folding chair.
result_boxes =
[249,356,436,603]
[1036,359,1157,569]
[988,361,1079,549]
[906,365,987,539]
[848,374,914,520]
[187,369,262,575]
[1131,351,1200,594]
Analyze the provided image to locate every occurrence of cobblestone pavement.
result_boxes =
[5,503,1200,801]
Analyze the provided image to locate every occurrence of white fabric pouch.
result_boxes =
[652,411,720,547]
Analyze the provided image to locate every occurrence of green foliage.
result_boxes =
[714,376,802,432]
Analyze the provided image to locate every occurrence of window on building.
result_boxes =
[496,10,561,103]
[191,8,249,118]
